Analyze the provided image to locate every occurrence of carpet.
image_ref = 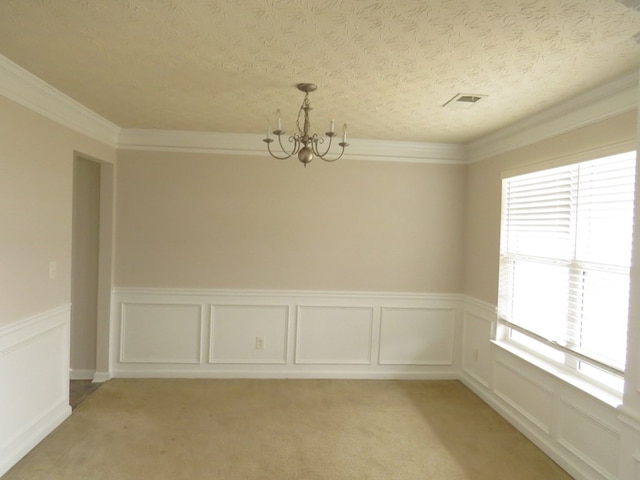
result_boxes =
[3,379,572,479]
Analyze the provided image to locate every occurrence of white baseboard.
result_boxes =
[92,371,111,383]
[0,403,70,477]
[70,369,95,380]
[110,367,460,380]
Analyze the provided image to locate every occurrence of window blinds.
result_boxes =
[498,152,636,374]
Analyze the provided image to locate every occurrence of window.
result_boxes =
[498,151,636,391]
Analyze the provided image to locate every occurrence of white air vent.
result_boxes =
[443,93,486,109]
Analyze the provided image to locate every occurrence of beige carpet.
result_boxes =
[4,379,572,480]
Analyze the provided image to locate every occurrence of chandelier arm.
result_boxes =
[311,135,333,158]
[318,144,346,162]
[266,135,299,160]
[266,141,292,160]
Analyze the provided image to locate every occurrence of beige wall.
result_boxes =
[114,151,466,293]
[0,96,116,327]
[462,109,638,304]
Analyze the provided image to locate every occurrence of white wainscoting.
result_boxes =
[557,396,621,479]
[618,413,640,480]
[110,288,462,379]
[210,305,288,364]
[379,307,455,365]
[0,305,71,477]
[120,303,202,364]
[460,296,623,480]
[493,357,555,435]
[296,306,374,365]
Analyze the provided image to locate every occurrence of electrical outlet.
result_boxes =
[255,337,265,350]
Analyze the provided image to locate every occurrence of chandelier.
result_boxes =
[263,83,349,166]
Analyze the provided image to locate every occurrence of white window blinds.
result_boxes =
[498,151,636,375]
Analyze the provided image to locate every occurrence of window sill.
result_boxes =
[491,339,623,409]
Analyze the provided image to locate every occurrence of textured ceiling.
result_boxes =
[1,0,639,143]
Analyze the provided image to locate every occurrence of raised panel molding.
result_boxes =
[110,288,462,378]
[120,303,202,364]
[557,397,621,479]
[295,306,374,365]
[378,307,455,365]
[494,358,554,435]
[461,311,493,388]
[209,304,288,364]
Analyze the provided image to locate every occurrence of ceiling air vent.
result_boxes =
[617,0,640,12]
[443,93,486,109]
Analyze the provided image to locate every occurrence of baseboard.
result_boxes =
[92,371,111,383]
[69,369,95,380]
[0,401,70,476]
[0,402,70,477]
[110,368,460,380]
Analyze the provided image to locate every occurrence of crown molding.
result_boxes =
[2,50,636,165]
[0,54,120,147]
[467,69,639,163]
[118,129,468,164]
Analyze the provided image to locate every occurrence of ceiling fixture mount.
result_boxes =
[263,83,348,166]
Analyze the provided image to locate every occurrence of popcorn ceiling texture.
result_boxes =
[0,0,638,143]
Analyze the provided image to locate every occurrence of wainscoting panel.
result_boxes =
[461,310,492,388]
[378,307,455,365]
[209,305,288,364]
[493,358,554,435]
[0,305,71,477]
[111,289,462,378]
[120,303,202,364]
[557,397,621,479]
[460,295,626,480]
[295,306,374,365]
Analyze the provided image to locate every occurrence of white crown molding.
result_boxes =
[117,129,468,164]
[2,49,636,165]
[467,69,639,163]
[0,54,120,147]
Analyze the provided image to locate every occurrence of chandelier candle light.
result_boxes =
[263,83,349,166]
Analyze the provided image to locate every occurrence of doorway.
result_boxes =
[70,154,114,386]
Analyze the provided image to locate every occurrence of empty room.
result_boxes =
[1,1,640,479]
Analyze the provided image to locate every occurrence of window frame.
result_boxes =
[496,150,636,393]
